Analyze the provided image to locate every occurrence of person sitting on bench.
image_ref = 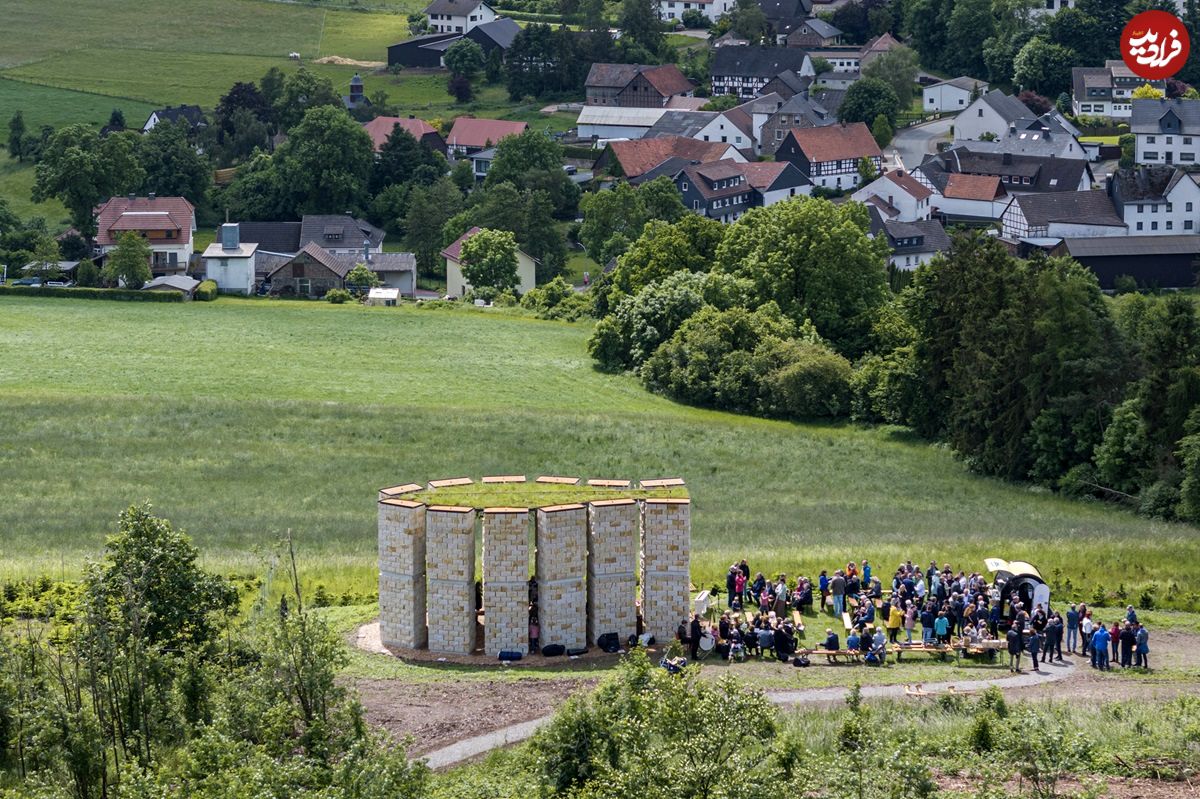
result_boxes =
[821,628,839,663]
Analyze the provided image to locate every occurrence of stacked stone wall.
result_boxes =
[640,498,691,643]
[377,499,427,649]
[426,506,477,654]
[535,504,587,650]
[587,499,639,645]
[483,508,530,655]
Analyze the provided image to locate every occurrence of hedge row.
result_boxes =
[0,285,184,302]
[493,9,570,23]
[196,280,218,301]
[563,144,601,160]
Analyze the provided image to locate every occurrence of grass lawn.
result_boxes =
[0,77,158,131]
[1,297,1198,605]
[0,154,70,227]
[318,9,415,62]
[1081,135,1121,145]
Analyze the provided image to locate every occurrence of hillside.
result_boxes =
[0,296,1193,601]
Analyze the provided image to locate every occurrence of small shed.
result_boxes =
[366,287,401,306]
[141,275,200,298]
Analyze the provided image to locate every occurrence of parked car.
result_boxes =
[12,277,42,286]
[45,280,75,288]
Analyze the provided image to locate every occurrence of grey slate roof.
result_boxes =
[645,110,718,138]
[930,76,987,92]
[918,145,1093,194]
[1131,98,1200,135]
[713,46,810,79]
[471,16,520,48]
[299,215,385,250]
[364,252,418,273]
[978,89,1030,123]
[775,92,834,126]
[800,18,841,38]
[423,0,489,15]
[1013,190,1123,228]
[812,88,845,116]
[237,222,302,254]
[1063,235,1200,257]
[1072,67,1112,101]
[885,219,952,255]
[1107,165,1188,209]
[757,0,814,23]
[766,69,812,96]
[143,275,200,292]
[149,105,206,127]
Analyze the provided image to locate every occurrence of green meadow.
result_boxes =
[0,297,1194,605]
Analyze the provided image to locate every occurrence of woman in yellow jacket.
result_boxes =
[887,602,904,643]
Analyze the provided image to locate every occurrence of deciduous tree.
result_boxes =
[460,228,520,291]
[33,125,145,237]
[101,231,153,289]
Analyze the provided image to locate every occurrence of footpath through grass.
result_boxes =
[0,297,1196,602]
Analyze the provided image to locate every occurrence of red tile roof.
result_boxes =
[608,136,737,178]
[441,226,482,262]
[94,196,195,247]
[883,169,933,201]
[447,117,527,149]
[787,123,881,163]
[733,161,788,189]
[362,116,437,151]
[640,65,696,97]
[943,173,1004,201]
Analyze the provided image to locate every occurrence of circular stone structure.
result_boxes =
[377,476,691,657]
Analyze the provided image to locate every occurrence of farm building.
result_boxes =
[442,227,537,297]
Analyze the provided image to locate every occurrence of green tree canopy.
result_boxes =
[1012,37,1077,97]
[444,38,486,78]
[406,176,464,273]
[101,230,153,289]
[274,68,342,130]
[139,119,212,202]
[860,45,919,107]
[274,106,375,216]
[837,77,900,126]
[33,125,145,237]
[459,228,520,291]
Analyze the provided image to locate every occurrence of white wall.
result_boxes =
[578,123,654,141]
[446,251,537,297]
[657,0,731,20]
[1122,179,1200,233]
[851,175,931,221]
[923,84,974,114]
[931,194,1007,221]
[1046,221,1126,238]
[695,114,753,149]
[1135,133,1200,166]
[203,254,255,294]
[954,98,1009,141]
[428,4,495,33]
[889,251,937,270]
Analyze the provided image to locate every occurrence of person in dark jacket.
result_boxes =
[1006,625,1023,673]
[1026,626,1041,672]
[1119,622,1136,668]
[774,624,792,662]
[689,614,702,660]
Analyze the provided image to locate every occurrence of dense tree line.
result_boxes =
[0,504,428,799]
[588,199,1200,521]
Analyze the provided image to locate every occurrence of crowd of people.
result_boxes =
[673,559,1152,673]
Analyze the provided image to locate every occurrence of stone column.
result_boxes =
[587,498,639,645]
[483,508,530,656]
[535,504,587,651]
[640,498,691,643]
[378,498,427,649]
[426,505,477,655]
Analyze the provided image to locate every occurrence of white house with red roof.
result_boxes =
[446,117,528,156]
[850,170,934,222]
[442,226,537,297]
[94,194,195,276]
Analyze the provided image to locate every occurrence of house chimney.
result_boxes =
[127,192,136,202]
[408,114,415,119]
[221,222,240,251]
[148,192,156,201]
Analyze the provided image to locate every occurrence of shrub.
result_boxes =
[521,276,590,321]
[0,285,183,302]
[195,280,219,301]
[1138,479,1179,520]
[1139,587,1156,610]
[757,339,853,419]
[325,288,353,304]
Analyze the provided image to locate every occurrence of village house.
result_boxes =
[94,194,195,276]
[757,0,814,40]
[964,115,1089,161]
[1106,165,1200,234]
[928,173,1009,224]
[674,161,755,223]
[775,122,881,190]
[585,63,695,108]
[867,209,952,269]
[922,76,987,113]
[852,169,933,222]
[446,117,527,156]
[953,90,1032,141]
[786,18,842,48]
[201,223,259,295]
[858,32,902,68]
[442,226,537,296]
[735,160,811,205]
[578,107,671,141]
[263,242,417,298]
[914,146,1094,197]
[423,0,495,34]
[711,46,814,98]
[595,135,746,182]
[656,0,736,23]
[1071,61,1164,119]
[1000,190,1126,240]
[1132,98,1200,166]
[362,116,447,155]
[141,105,206,133]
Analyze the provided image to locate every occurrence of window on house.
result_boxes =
[682,182,689,191]
[1148,136,1156,143]
[297,278,310,296]
[978,108,983,117]
[1152,221,1159,230]
[1138,204,1144,213]
[1168,203,1174,212]
[219,258,228,267]
[1183,153,1196,161]
[693,200,700,209]
[1137,222,1144,230]
[1168,137,1174,144]
[1168,221,1174,230]
[1145,151,1159,160]
[1190,203,1195,212]
[1188,220,1194,230]
[1186,137,1193,145]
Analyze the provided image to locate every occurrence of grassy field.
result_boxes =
[0,296,1197,606]
[0,154,69,225]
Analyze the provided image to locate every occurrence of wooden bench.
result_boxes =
[798,647,862,664]
[893,643,956,662]
[842,611,853,632]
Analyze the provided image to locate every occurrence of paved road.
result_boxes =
[417,655,1074,769]
[892,116,954,172]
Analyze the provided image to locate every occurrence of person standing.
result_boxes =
[1066,604,1079,654]
[1135,623,1150,669]
[1026,626,1041,672]
[689,613,702,661]
[904,602,916,644]
[887,603,903,643]
[934,611,950,645]
[1110,620,1121,663]
[1006,624,1023,673]
[830,571,846,618]
[726,566,738,608]
[1091,622,1110,670]
[1081,611,1094,657]
[1119,622,1136,668]
[818,570,830,612]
